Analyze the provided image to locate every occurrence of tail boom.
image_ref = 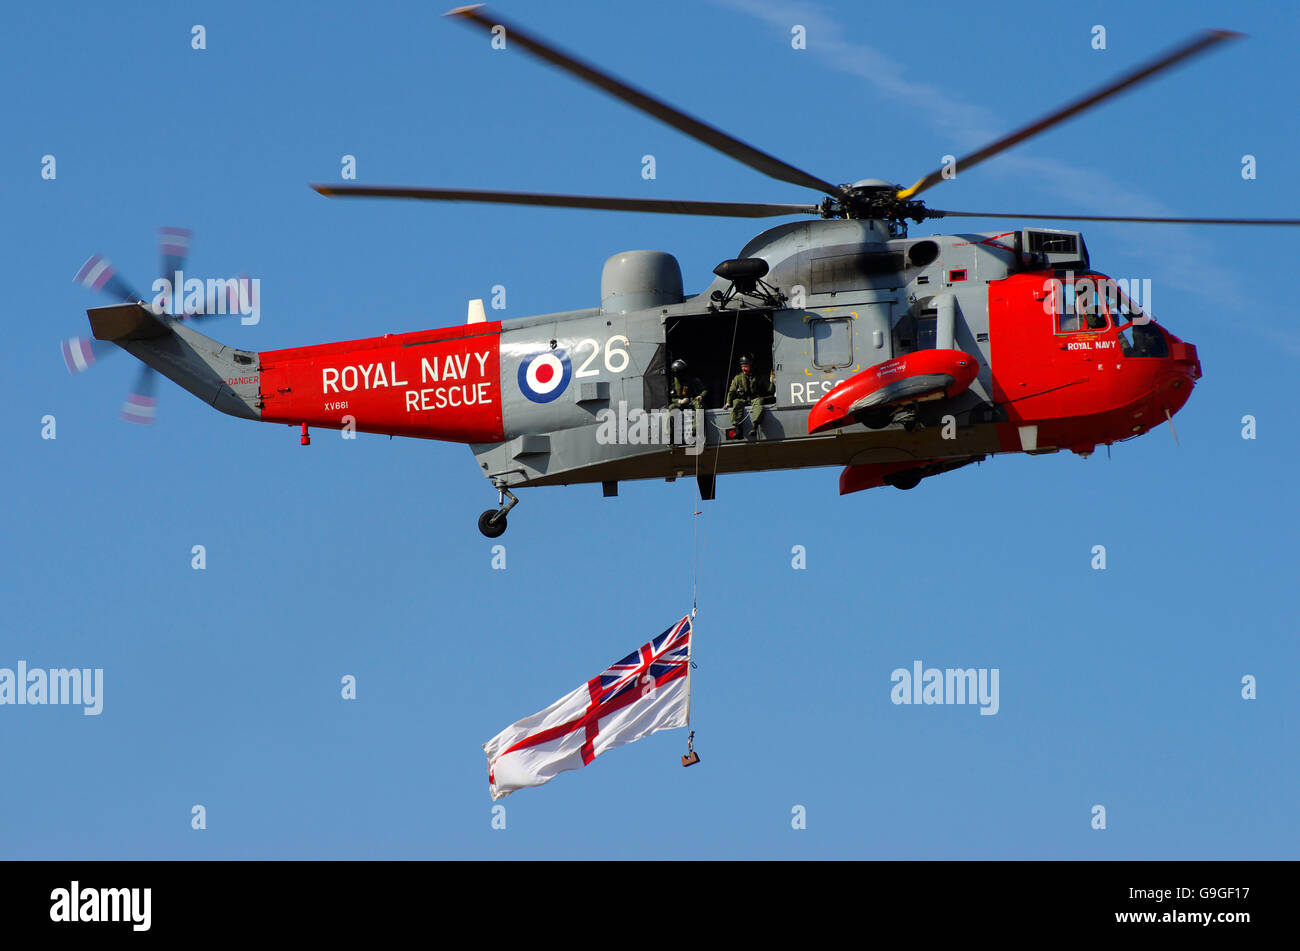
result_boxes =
[87,303,260,420]
[257,323,504,442]
[86,303,505,442]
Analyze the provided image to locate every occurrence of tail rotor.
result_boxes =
[65,227,252,425]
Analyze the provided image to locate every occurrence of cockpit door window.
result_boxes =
[1054,277,1108,333]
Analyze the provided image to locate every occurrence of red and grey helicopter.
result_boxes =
[69,10,1299,536]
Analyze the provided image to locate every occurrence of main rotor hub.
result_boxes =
[816,181,937,235]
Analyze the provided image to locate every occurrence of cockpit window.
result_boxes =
[1054,276,1108,333]
[1129,323,1168,357]
[1050,273,1170,356]
[1101,279,1143,324]
[1114,321,1134,356]
[1097,276,1168,357]
[1055,281,1080,332]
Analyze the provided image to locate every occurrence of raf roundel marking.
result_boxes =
[518,349,572,403]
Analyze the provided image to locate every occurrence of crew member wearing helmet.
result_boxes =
[725,353,773,440]
[667,358,707,447]
[668,358,707,411]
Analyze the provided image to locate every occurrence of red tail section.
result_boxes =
[259,322,504,442]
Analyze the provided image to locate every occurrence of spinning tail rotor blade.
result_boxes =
[68,227,216,425]
[158,227,193,312]
[120,365,159,426]
[61,336,115,375]
[444,4,844,198]
[67,253,147,377]
[897,29,1243,200]
[73,253,144,303]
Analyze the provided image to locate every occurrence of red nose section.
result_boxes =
[1169,339,1201,380]
[808,349,981,434]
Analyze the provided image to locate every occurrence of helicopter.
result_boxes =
[73,8,1300,537]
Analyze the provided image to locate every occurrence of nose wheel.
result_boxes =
[478,482,518,538]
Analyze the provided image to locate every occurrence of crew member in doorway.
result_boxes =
[668,359,707,410]
[726,353,773,440]
[668,358,706,446]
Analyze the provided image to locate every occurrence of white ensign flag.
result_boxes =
[483,616,692,799]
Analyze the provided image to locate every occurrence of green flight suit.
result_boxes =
[668,375,706,445]
[726,368,774,431]
[669,375,707,409]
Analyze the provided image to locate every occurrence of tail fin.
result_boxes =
[87,303,262,421]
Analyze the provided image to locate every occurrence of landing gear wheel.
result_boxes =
[856,409,890,430]
[479,481,519,538]
[478,510,508,538]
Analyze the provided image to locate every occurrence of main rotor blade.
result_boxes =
[313,184,818,218]
[897,29,1243,200]
[929,209,1300,226]
[444,4,844,198]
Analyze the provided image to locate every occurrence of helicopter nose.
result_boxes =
[1168,338,1202,381]
[1157,367,1195,415]
[1154,336,1201,421]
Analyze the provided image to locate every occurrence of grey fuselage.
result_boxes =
[471,217,1082,490]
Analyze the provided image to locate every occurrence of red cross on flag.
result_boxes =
[483,616,692,799]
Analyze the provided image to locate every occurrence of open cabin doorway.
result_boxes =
[664,311,774,409]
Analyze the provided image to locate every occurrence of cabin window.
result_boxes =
[811,317,853,369]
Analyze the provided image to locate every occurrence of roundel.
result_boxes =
[517,348,572,403]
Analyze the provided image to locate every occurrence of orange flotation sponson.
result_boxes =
[808,349,979,434]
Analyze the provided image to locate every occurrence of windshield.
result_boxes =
[1053,272,1168,357]
[1093,273,1167,357]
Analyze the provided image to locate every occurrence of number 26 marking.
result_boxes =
[574,335,630,378]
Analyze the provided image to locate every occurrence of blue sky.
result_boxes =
[1,0,1296,859]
